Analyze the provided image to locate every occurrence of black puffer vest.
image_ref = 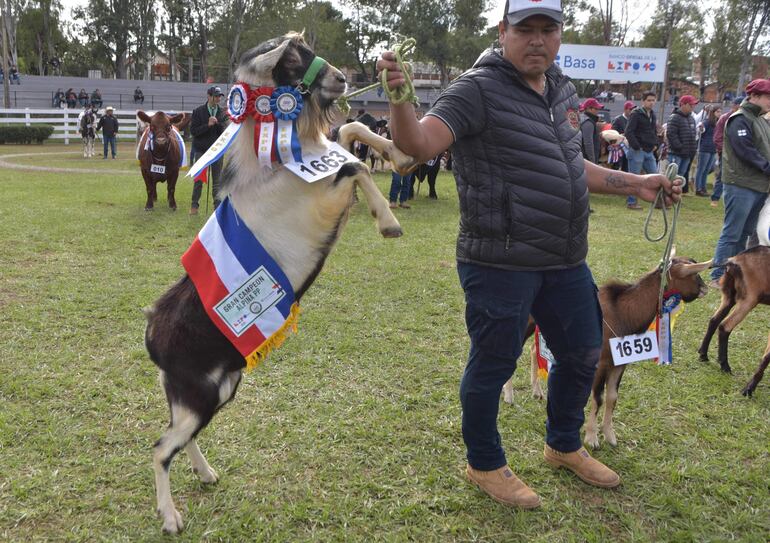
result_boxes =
[452,50,589,270]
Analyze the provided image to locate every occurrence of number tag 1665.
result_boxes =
[609,330,659,366]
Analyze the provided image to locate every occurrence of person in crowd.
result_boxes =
[134,87,144,104]
[709,79,770,287]
[354,108,378,162]
[666,94,698,193]
[9,64,20,84]
[65,88,77,108]
[711,97,743,207]
[96,106,119,159]
[388,171,413,209]
[189,86,226,214]
[376,0,681,509]
[91,89,103,108]
[78,88,89,107]
[412,154,442,199]
[53,88,66,108]
[624,91,659,209]
[609,100,635,173]
[693,104,722,196]
[579,98,603,164]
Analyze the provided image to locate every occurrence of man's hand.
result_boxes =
[208,116,218,126]
[376,51,406,90]
[638,173,683,206]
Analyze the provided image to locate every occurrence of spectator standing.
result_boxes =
[189,86,226,214]
[709,79,770,287]
[711,97,743,207]
[96,106,119,159]
[693,104,721,196]
[412,154,442,199]
[78,88,89,107]
[91,89,103,108]
[609,100,635,173]
[579,98,603,164]
[376,0,682,509]
[354,108,377,161]
[624,91,659,209]
[388,172,413,208]
[134,87,144,104]
[9,65,20,84]
[666,94,698,192]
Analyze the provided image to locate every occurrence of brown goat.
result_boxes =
[503,257,710,449]
[698,246,770,396]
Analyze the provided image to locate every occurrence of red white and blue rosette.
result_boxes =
[271,86,304,164]
[252,86,277,167]
[227,83,251,123]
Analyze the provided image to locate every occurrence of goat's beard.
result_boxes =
[296,93,337,143]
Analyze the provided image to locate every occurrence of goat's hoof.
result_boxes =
[194,465,219,484]
[159,508,183,534]
[741,386,753,398]
[532,389,544,400]
[585,435,600,449]
[720,365,732,374]
[381,226,403,238]
[144,207,154,212]
[698,352,708,362]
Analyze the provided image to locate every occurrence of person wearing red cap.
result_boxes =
[666,94,699,193]
[709,79,770,287]
[376,0,683,510]
[580,98,603,164]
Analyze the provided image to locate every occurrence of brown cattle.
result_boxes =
[136,111,187,211]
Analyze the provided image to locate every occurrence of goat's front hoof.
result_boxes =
[698,351,709,362]
[741,385,754,397]
[145,207,154,212]
[584,433,600,450]
[720,364,732,374]
[159,507,183,534]
[194,465,219,484]
[381,226,403,238]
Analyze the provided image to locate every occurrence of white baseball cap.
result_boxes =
[504,0,563,26]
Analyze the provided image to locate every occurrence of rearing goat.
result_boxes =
[144,33,415,534]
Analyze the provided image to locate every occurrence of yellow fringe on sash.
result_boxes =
[244,302,301,371]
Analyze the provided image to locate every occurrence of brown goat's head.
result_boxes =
[667,257,711,302]
[235,32,347,140]
[137,110,184,147]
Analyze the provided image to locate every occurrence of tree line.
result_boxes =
[1,0,768,94]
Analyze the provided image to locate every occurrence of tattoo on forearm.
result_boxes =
[605,173,630,189]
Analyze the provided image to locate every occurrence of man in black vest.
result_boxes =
[377,0,682,508]
[190,86,227,214]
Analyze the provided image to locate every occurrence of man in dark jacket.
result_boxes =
[710,97,743,206]
[666,94,698,192]
[377,0,681,509]
[579,98,603,164]
[96,106,119,159]
[354,108,377,161]
[624,91,659,209]
[189,86,227,214]
[709,79,770,286]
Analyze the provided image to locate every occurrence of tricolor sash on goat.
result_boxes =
[181,197,300,370]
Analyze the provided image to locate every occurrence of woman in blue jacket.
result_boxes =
[694,104,722,196]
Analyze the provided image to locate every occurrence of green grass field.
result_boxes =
[1,143,768,542]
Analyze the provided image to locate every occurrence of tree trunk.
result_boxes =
[736,3,769,94]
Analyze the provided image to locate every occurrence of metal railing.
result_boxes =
[0,90,209,112]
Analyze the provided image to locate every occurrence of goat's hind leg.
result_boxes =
[717,298,758,374]
[601,367,625,447]
[742,332,770,397]
[698,294,734,362]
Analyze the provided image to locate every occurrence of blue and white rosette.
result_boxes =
[657,293,682,365]
[271,86,304,164]
[227,83,249,123]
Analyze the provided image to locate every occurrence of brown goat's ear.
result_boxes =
[676,260,712,276]
[136,110,151,123]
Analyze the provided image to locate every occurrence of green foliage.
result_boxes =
[0,124,55,144]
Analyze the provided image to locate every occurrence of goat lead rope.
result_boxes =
[644,162,682,316]
[336,37,418,116]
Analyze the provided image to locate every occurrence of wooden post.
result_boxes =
[25,107,29,126]
[63,110,69,145]
[1,0,11,109]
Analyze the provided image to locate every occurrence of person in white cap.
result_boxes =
[377,0,683,508]
[189,86,226,214]
[96,106,119,159]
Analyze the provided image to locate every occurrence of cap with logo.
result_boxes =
[745,79,770,96]
[207,86,224,97]
[678,95,698,106]
[504,0,563,26]
[623,100,635,110]
[581,98,606,111]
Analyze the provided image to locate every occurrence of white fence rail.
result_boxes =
[0,108,191,144]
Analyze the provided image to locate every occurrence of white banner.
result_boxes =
[556,44,668,83]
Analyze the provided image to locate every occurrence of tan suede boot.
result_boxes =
[544,445,621,488]
[466,465,541,509]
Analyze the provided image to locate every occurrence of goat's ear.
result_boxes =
[136,110,151,123]
[677,260,712,276]
[236,39,292,85]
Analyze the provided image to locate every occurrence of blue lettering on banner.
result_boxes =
[556,55,596,69]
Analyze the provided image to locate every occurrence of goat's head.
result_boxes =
[137,110,184,147]
[235,32,347,139]
[667,257,711,301]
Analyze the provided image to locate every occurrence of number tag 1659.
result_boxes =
[609,330,660,366]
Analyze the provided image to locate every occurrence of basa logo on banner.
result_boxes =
[556,44,668,83]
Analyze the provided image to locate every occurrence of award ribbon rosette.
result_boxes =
[181,197,300,370]
[252,86,278,168]
[652,292,684,365]
[271,86,304,164]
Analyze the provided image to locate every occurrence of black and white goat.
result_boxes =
[144,33,415,534]
[698,245,770,396]
[502,257,710,449]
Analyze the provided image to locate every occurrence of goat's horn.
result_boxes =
[680,260,712,275]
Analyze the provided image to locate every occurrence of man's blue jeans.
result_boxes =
[668,154,693,190]
[710,184,767,280]
[457,262,603,471]
[711,155,724,202]
[694,152,716,193]
[627,148,658,206]
[103,135,116,158]
[389,172,412,204]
